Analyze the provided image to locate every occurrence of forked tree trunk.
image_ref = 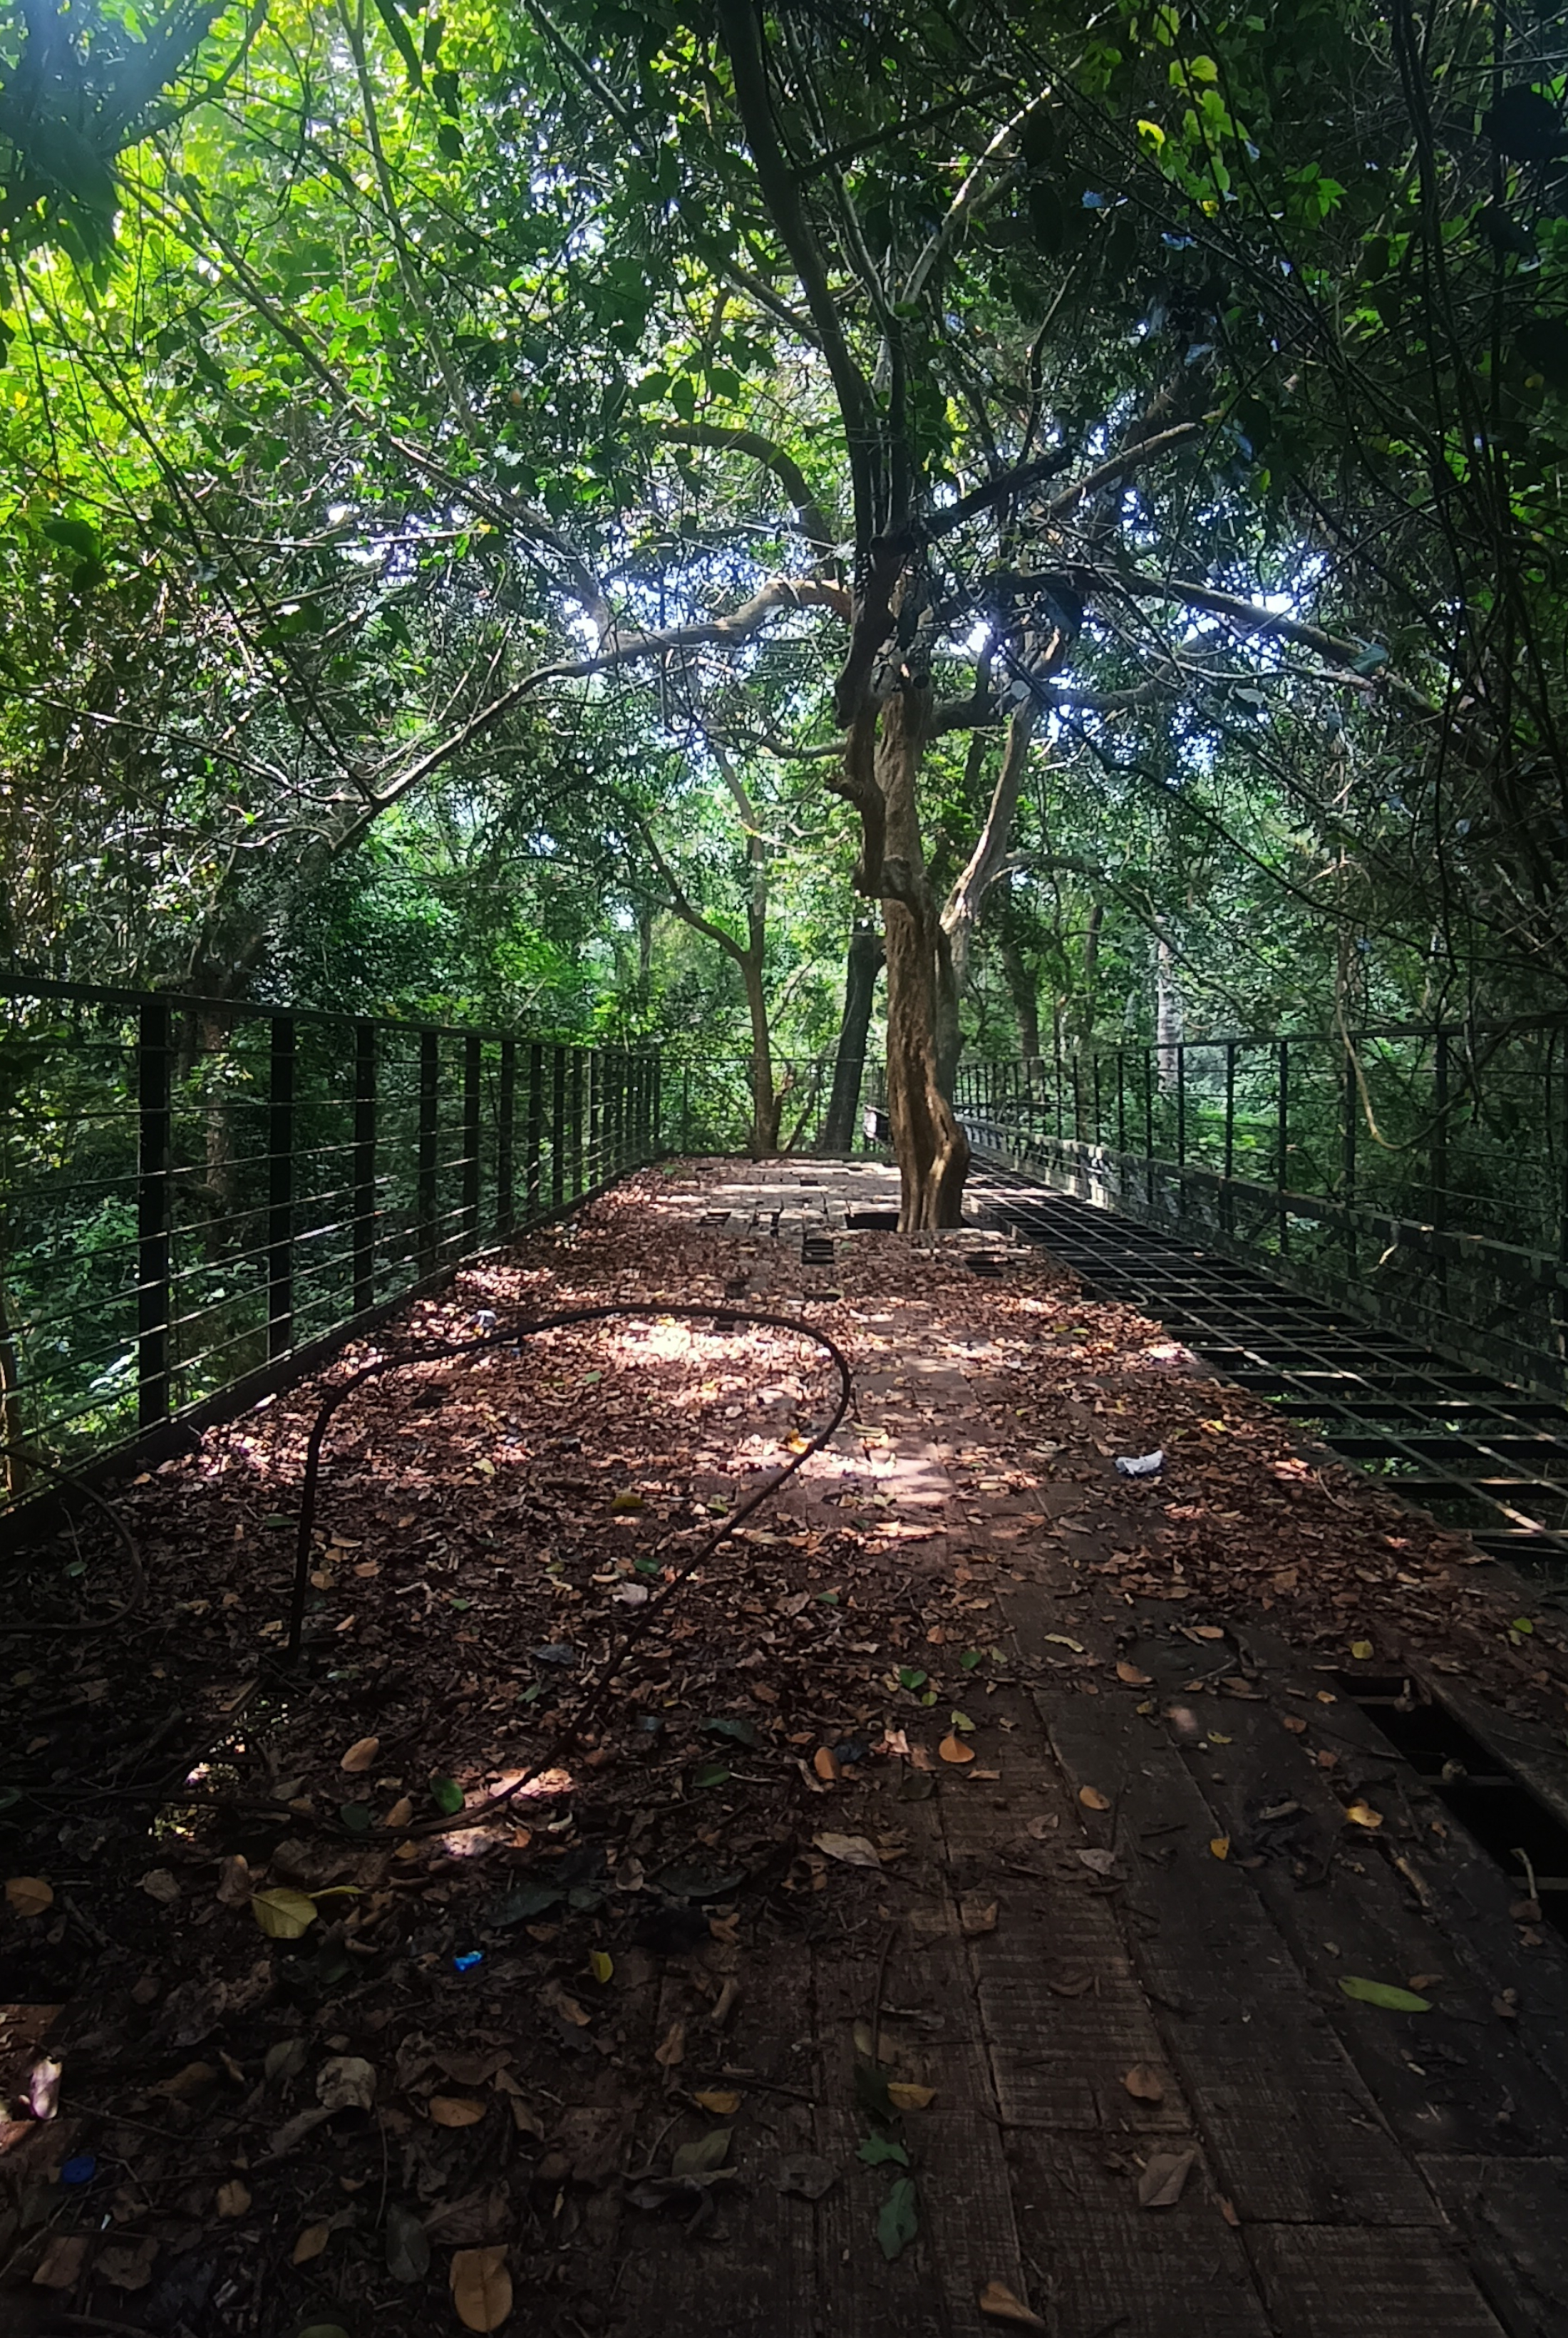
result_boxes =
[820,920,882,1153]
[741,952,782,1157]
[999,937,1041,1061]
[875,689,969,1230]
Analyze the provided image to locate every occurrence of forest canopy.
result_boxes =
[4,0,1568,1214]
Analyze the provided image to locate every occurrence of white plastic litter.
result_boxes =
[1114,1449,1165,1478]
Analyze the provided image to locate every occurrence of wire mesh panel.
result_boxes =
[0,979,661,1499]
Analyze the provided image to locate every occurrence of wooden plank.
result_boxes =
[1425,1679,1568,1840]
[1009,2131,1274,2338]
[1247,2225,1508,2338]
[1418,2156,1568,2338]
[1045,1691,1443,2225]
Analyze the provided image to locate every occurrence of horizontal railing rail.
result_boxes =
[955,1029,1568,1399]
[0,979,661,1500]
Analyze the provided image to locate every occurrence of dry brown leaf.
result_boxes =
[1219,2195,1241,2228]
[292,2221,331,2265]
[978,2278,1047,2327]
[1192,1625,1226,1641]
[215,2179,252,2218]
[1281,1716,1308,1735]
[693,2089,742,2114]
[813,1746,841,1781]
[1025,1816,1058,1840]
[1078,1786,1112,1811]
[540,1981,589,2027]
[939,1733,974,1765]
[1137,2146,1197,2209]
[654,2020,686,2069]
[451,2244,512,2332]
[887,2081,935,2111]
[1115,1661,1152,1686]
[215,1854,251,1906]
[1344,1801,1383,1830]
[428,2096,487,2128]
[813,1831,882,1868]
[340,1735,380,1773]
[4,1875,53,1919]
[383,1795,414,1828]
[1043,1966,1095,1997]
[959,1892,999,1937]
[1123,2064,1166,2103]
[98,2236,158,2290]
[31,2235,89,2290]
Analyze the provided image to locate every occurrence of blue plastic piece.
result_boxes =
[453,1950,484,1973]
[61,2155,97,2185]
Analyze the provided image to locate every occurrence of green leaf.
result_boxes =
[1339,1975,1432,2013]
[251,1887,318,1940]
[371,0,423,85]
[42,517,98,560]
[692,1761,731,1789]
[949,1710,976,1734]
[1511,1616,1535,1634]
[959,1651,981,1671]
[857,2135,909,2168]
[877,2175,919,2260]
[672,2127,731,2175]
[429,1774,465,1816]
[853,2055,894,2124]
[898,1667,928,1691]
[385,2200,430,2282]
[339,1802,372,1836]
[702,1716,759,1746]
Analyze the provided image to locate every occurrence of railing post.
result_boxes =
[1143,1046,1155,1209]
[136,1000,172,1427]
[1222,1040,1236,1237]
[1175,1042,1187,1168]
[552,1046,567,1207]
[588,1048,602,1188]
[651,1055,662,1154]
[497,1038,517,1240]
[527,1041,544,1217]
[461,1034,482,1250]
[353,1021,377,1314]
[1341,1044,1358,1273]
[1092,1054,1101,1148]
[418,1029,439,1277]
[569,1049,585,1195]
[1116,1051,1126,1156]
[267,1017,296,1360]
[680,1059,690,1155]
[1276,1037,1289,1256]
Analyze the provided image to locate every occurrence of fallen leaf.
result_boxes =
[31,2235,89,2290]
[317,2054,376,2112]
[959,1892,999,1937]
[672,2128,731,2175]
[140,1867,181,1904]
[813,1832,883,1868]
[1344,1801,1383,1830]
[429,2096,488,2128]
[340,1735,381,1773]
[293,2221,332,2265]
[1078,1786,1112,1811]
[1075,1848,1118,1876]
[216,2178,252,2218]
[1219,2195,1241,2227]
[589,1950,614,1984]
[1192,1625,1226,1640]
[28,2056,61,2118]
[654,2021,686,2069]
[1138,2146,1197,2208]
[1043,1966,1095,1997]
[813,1746,841,1781]
[215,1854,252,1906]
[384,1796,414,1829]
[540,1981,589,2027]
[1043,1632,1085,1653]
[450,2244,512,2332]
[877,2175,919,2260]
[1115,1662,1152,1686]
[98,2236,158,2290]
[693,2089,741,2114]
[1339,1976,1431,2013]
[4,1876,53,1919]
[612,1490,645,1514]
[887,2081,935,2111]
[774,2151,837,2199]
[939,1734,975,1765]
[1209,1837,1230,1860]
[1025,1816,1058,1840]
[386,2200,431,2283]
[979,2279,1048,2327]
[1349,1639,1373,1660]
[1281,1716,1308,1735]
[251,1886,318,1940]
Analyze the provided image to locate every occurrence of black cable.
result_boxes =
[288,1304,855,1838]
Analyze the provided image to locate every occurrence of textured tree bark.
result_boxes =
[820,920,883,1154]
[1155,933,1183,1093]
[876,687,970,1230]
[934,706,1037,1100]
[999,935,1041,1062]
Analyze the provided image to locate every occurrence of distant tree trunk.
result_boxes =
[1155,934,1183,1093]
[935,706,1037,1101]
[999,936,1041,1062]
[820,920,882,1153]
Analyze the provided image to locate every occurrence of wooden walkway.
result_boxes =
[625,1163,1568,2338]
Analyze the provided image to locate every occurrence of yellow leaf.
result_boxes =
[250,1887,317,1940]
[215,2180,251,2219]
[340,1736,380,1773]
[589,1950,613,1984]
[1123,2064,1165,2103]
[4,1875,53,1919]
[1078,1786,1111,1811]
[693,2089,741,2114]
[1345,1801,1383,1829]
[383,1796,414,1828]
[450,2244,512,2333]
[611,1491,645,1514]
[428,2096,486,2128]
[979,2277,1048,2327]
[939,1734,974,1765]
[1207,1732,1232,1746]
[1115,1661,1152,1686]
[1350,1640,1373,1661]
[887,2081,935,2111]
[1209,1837,1230,1860]
[292,2222,331,2265]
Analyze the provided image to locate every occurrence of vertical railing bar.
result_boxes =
[497,1037,516,1242]
[417,1029,439,1278]
[462,1034,481,1252]
[1223,1039,1236,1238]
[353,1022,377,1315]
[137,1000,172,1427]
[526,1041,544,1220]
[267,1017,296,1360]
[1276,1037,1289,1256]
[552,1046,567,1207]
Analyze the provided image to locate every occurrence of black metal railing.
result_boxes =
[666,1052,885,1158]
[955,1022,1568,1395]
[0,978,661,1496]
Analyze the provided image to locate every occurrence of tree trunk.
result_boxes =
[1155,934,1183,1093]
[876,687,969,1230]
[999,936,1041,1062]
[936,705,1037,1101]
[741,950,782,1157]
[820,920,882,1153]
